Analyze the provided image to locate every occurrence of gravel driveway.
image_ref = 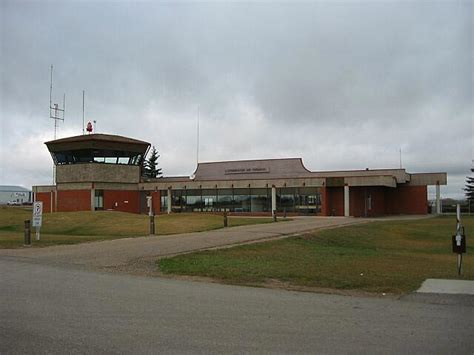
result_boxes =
[0,217,368,270]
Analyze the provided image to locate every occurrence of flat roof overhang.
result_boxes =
[139,177,326,190]
[139,172,447,191]
[406,172,447,186]
[45,134,150,154]
[344,175,397,188]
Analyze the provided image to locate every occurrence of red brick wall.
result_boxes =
[385,185,428,215]
[320,186,328,216]
[326,187,344,216]
[35,191,56,213]
[349,187,386,217]
[103,190,141,213]
[57,190,91,212]
[151,191,161,215]
[324,185,428,217]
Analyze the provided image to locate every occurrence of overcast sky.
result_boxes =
[0,0,472,199]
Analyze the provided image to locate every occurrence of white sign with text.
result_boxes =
[32,201,43,228]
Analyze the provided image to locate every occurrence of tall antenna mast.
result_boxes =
[196,105,200,166]
[49,65,65,140]
[399,147,402,169]
[82,90,85,135]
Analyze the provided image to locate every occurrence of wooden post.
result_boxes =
[149,215,155,236]
[24,220,31,246]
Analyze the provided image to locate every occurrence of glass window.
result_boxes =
[52,149,144,166]
[186,189,202,212]
[201,189,217,212]
[295,187,321,214]
[94,190,104,210]
[171,190,185,212]
[160,190,168,212]
[233,188,251,212]
[250,188,269,212]
[117,157,129,164]
[217,189,233,212]
[54,152,66,164]
[278,187,296,213]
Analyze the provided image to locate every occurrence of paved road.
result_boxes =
[0,217,368,269]
[1,258,472,354]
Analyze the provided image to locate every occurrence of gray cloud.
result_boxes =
[0,0,472,199]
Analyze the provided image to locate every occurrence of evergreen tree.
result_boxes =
[464,166,474,202]
[144,146,163,178]
[138,155,146,177]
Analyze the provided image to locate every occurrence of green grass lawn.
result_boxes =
[0,206,279,248]
[158,216,474,294]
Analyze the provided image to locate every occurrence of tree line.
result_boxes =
[465,165,474,206]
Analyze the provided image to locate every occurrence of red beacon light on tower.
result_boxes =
[86,121,93,134]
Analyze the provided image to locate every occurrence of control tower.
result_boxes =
[34,134,151,213]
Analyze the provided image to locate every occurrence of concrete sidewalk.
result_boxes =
[417,279,474,295]
[0,217,367,269]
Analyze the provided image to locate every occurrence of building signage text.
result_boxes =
[225,167,270,175]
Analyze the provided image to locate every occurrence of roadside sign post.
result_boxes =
[452,204,467,276]
[32,201,43,241]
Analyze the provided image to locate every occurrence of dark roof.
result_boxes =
[188,158,414,183]
[45,133,149,145]
[45,134,150,154]
[193,158,314,181]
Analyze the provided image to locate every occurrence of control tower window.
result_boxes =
[52,149,143,166]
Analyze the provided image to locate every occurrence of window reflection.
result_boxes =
[160,187,321,214]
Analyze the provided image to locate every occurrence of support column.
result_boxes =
[91,188,95,211]
[320,185,328,216]
[50,190,54,213]
[152,191,161,215]
[435,182,441,214]
[167,187,172,214]
[344,185,350,217]
[271,186,277,216]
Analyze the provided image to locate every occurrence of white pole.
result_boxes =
[344,185,350,217]
[197,106,200,166]
[82,90,85,135]
[147,196,153,216]
[167,188,172,214]
[435,183,441,214]
[271,186,277,216]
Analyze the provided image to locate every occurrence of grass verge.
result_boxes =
[0,206,283,248]
[158,216,474,295]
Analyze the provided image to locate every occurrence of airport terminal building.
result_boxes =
[33,134,447,217]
